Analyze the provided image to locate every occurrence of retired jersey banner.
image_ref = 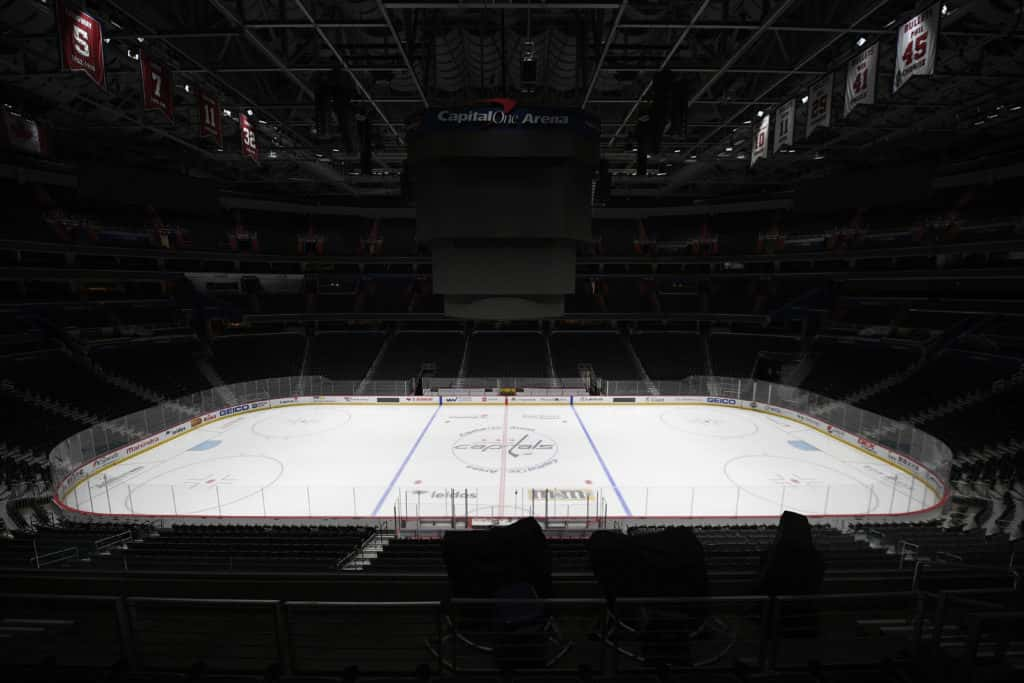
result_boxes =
[239,113,258,162]
[806,74,833,137]
[750,113,770,167]
[894,4,940,93]
[56,0,105,89]
[198,90,222,146]
[844,43,878,116]
[140,53,174,120]
[773,99,795,152]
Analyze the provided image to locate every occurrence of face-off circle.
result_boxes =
[659,407,758,438]
[122,454,285,515]
[723,454,878,514]
[451,425,558,474]
[250,406,351,438]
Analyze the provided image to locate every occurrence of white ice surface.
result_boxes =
[65,403,938,519]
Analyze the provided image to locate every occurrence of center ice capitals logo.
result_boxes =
[451,425,558,474]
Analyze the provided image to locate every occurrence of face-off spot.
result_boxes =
[250,407,351,438]
[659,408,759,438]
[124,454,284,515]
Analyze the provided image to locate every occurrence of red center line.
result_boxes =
[498,399,509,515]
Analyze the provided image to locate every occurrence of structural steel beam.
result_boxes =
[374,0,429,106]
[662,0,893,195]
[581,0,629,109]
[606,0,713,148]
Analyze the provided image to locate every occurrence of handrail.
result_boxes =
[94,529,133,552]
[32,545,78,568]
[5,589,1022,676]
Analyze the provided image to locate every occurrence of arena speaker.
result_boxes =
[407,101,600,319]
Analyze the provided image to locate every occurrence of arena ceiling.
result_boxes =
[2,0,1023,204]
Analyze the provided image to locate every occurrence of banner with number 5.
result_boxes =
[198,90,222,147]
[56,0,105,89]
[239,113,258,163]
[141,53,174,121]
[894,4,940,93]
[844,43,878,117]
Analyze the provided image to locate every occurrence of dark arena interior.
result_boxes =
[2,0,1024,681]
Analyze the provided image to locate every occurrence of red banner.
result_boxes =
[239,113,258,162]
[198,90,222,146]
[56,0,105,89]
[140,53,173,120]
[3,112,47,156]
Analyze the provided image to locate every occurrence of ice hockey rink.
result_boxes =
[59,401,943,520]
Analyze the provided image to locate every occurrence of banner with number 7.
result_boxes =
[894,3,940,93]
[140,52,174,121]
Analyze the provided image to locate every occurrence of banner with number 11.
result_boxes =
[198,90,223,147]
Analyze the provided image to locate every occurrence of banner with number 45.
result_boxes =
[894,4,940,93]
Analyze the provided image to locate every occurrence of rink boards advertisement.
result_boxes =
[55,393,947,510]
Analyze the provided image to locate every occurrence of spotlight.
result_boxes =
[246,108,254,116]
[856,36,867,47]
[801,95,809,104]
[520,40,537,94]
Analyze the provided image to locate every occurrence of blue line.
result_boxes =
[571,405,632,516]
[371,404,442,515]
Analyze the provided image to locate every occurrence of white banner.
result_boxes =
[844,43,878,116]
[894,4,940,93]
[773,100,794,152]
[806,74,833,137]
[750,113,770,167]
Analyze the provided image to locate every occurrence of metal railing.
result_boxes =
[4,590,1021,678]
[423,377,588,392]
